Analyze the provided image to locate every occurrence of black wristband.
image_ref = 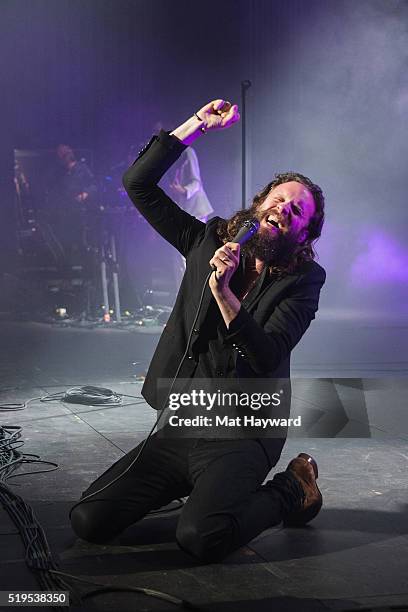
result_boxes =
[194,112,206,134]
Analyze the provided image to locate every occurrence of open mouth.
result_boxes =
[266,217,280,229]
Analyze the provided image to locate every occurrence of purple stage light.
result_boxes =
[351,231,408,285]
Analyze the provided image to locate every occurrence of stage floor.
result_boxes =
[0,321,407,611]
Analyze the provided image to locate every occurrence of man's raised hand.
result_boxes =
[170,99,239,146]
[197,100,240,132]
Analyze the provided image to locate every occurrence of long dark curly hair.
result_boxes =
[216,171,325,276]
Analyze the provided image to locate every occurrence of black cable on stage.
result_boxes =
[48,570,204,610]
[0,387,132,412]
[0,424,198,610]
[0,396,43,411]
[0,426,82,609]
[4,398,147,426]
[62,385,122,405]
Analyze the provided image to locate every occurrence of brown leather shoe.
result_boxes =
[284,453,323,526]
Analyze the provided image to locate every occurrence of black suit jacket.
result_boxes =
[123,130,326,461]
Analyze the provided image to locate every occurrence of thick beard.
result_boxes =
[219,207,300,269]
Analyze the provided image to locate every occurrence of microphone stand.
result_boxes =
[100,228,122,323]
[110,233,121,323]
[241,79,252,210]
[100,242,110,321]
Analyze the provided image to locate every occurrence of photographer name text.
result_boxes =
[168,415,301,429]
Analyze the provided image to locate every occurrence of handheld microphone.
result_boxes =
[231,218,260,245]
[211,218,260,275]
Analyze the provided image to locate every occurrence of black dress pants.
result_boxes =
[70,434,304,562]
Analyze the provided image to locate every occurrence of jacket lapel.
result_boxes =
[241,266,268,309]
[194,255,299,329]
[245,273,298,314]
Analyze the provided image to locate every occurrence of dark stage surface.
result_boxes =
[0,319,407,611]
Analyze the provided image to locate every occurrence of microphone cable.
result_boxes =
[68,267,214,519]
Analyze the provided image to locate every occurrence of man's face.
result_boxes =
[255,181,316,245]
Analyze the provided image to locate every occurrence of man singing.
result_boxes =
[70,99,326,563]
